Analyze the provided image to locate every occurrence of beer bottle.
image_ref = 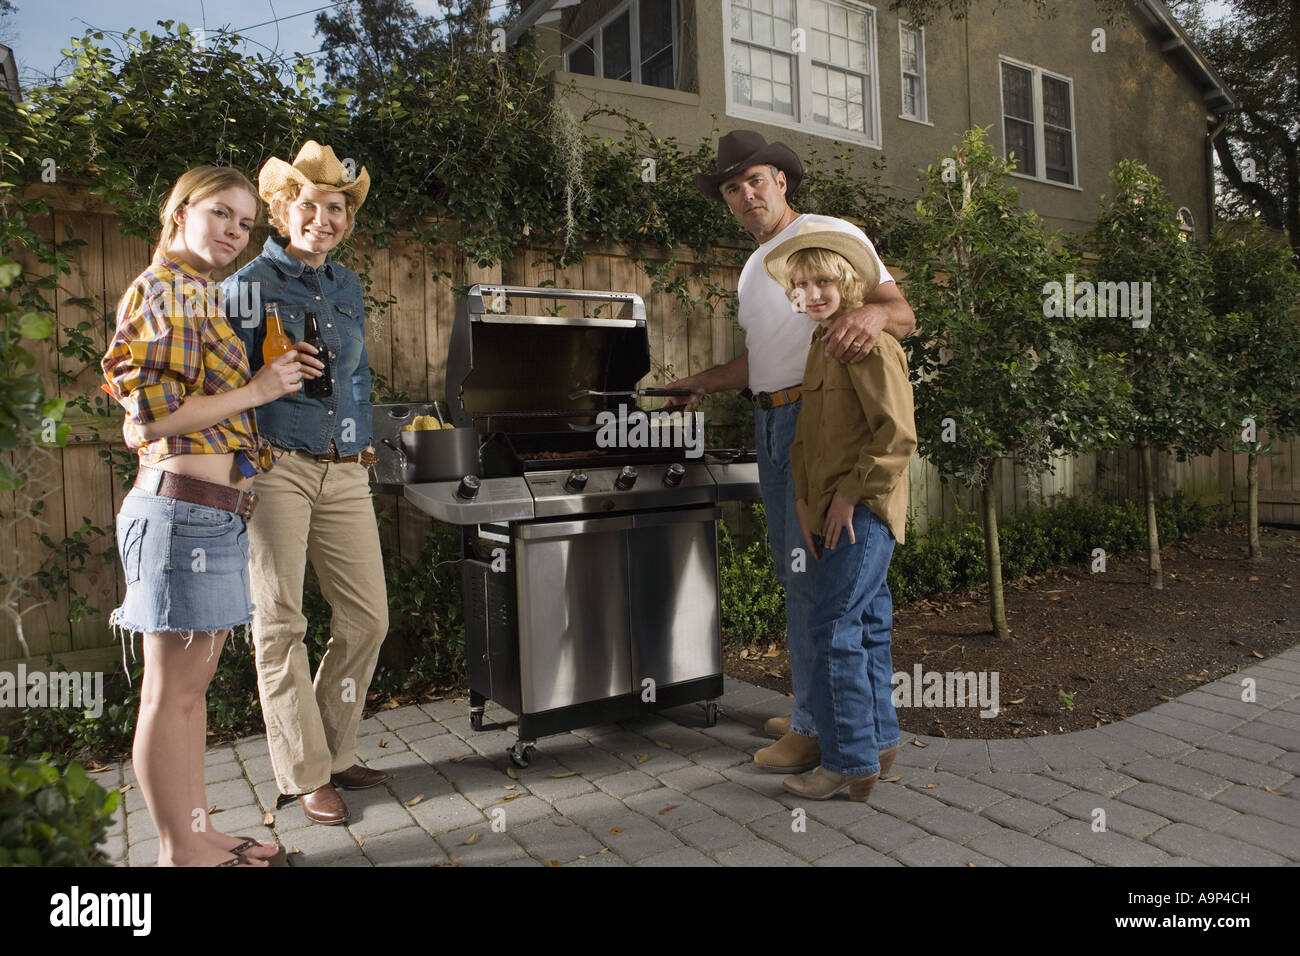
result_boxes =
[262,302,293,365]
[303,310,333,399]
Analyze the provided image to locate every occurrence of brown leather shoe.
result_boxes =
[330,764,391,791]
[299,783,349,825]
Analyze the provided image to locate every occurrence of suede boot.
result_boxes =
[754,731,821,773]
[763,715,790,739]
[782,766,880,802]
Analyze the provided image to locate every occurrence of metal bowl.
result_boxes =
[399,427,480,482]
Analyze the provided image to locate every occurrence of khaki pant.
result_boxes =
[247,450,389,795]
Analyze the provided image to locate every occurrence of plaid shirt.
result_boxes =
[102,254,273,472]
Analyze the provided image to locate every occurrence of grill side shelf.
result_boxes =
[404,478,535,524]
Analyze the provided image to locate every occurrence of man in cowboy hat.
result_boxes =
[223,141,390,826]
[668,130,915,775]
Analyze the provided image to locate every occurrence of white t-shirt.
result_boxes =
[737,213,893,394]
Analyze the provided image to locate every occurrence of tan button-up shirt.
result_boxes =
[791,323,917,544]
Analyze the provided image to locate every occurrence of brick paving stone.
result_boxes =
[1096,723,1193,759]
[99,834,126,863]
[714,840,810,867]
[892,834,1005,867]
[123,785,147,814]
[1270,752,1300,775]
[411,733,474,766]
[720,678,785,710]
[462,728,520,759]
[967,829,1091,866]
[865,780,952,821]
[912,805,1002,844]
[972,771,1074,803]
[1049,791,1170,840]
[377,704,431,730]
[233,736,269,761]
[519,770,597,804]
[204,747,237,766]
[356,716,385,736]
[692,781,787,825]
[512,815,604,864]
[1248,667,1300,689]
[127,808,154,840]
[568,849,630,866]
[1178,749,1293,789]
[1117,783,1239,828]
[619,747,694,775]
[813,844,903,867]
[676,813,753,852]
[1072,731,1154,767]
[208,805,270,836]
[590,815,684,863]
[987,739,1051,772]
[1153,700,1246,732]
[904,770,1011,812]
[690,745,753,771]
[1196,732,1285,765]
[699,718,767,752]
[355,734,397,761]
[343,788,417,838]
[206,758,248,784]
[776,791,881,827]
[1128,712,1221,745]
[738,697,797,723]
[935,740,991,774]
[1211,784,1300,828]
[1258,709,1300,732]
[1037,820,1170,866]
[638,846,721,866]
[658,765,729,793]
[594,769,660,799]
[128,837,158,867]
[394,720,449,744]
[551,745,631,779]
[433,823,528,866]
[980,797,1067,835]
[632,722,717,755]
[439,757,519,809]
[1024,736,1106,771]
[1233,720,1299,752]
[567,722,624,740]
[206,777,257,812]
[278,822,365,863]
[587,730,657,761]
[625,788,718,830]
[1213,814,1300,861]
[1176,692,1266,721]
[1147,822,1288,866]
[892,738,946,769]
[361,825,447,866]
[749,810,854,861]
[841,814,927,854]
[418,698,467,722]
[1121,757,1231,799]
[1197,679,1254,702]
[407,791,487,835]
[264,793,307,829]
[550,791,627,826]
[479,794,555,829]
[720,762,790,798]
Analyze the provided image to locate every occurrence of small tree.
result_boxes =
[900,128,1127,638]
[1084,161,1227,588]
[1207,222,1300,558]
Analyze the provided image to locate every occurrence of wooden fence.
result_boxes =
[3,193,1296,668]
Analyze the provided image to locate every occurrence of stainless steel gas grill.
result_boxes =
[403,285,758,767]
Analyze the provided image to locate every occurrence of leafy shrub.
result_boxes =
[0,737,121,866]
[718,504,786,646]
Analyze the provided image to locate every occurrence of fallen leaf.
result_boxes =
[922,783,938,789]
[504,784,517,791]
[548,860,561,867]
[404,794,424,807]
[967,862,977,867]
[910,739,927,748]
[658,805,679,815]
[1252,651,1265,659]
[548,770,577,778]
[379,739,389,748]
[598,847,609,854]
[881,774,902,783]
[635,754,650,764]
[763,643,780,658]
[208,805,217,814]
[84,762,108,773]
[357,837,365,847]
[1008,697,1026,706]
[463,832,480,845]
[506,767,518,780]
[262,811,275,826]
[1249,575,1259,582]
[386,698,400,710]
[577,854,586,859]
[552,820,571,828]
[1229,639,1245,646]
[655,741,672,750]
[740,648,750,660]
[765,668,784,678]
[610,826,623,834]
[502,792,520,802]
[292,847,301,854]
[1157,695,1173,702]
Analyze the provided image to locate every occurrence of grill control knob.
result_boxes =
[455,474,481,500]
[565,470,588,493]
[614,466,638,491]
[663,463,686,487]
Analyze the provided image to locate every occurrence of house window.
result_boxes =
[1000,59,1076,186]
[1177,207,1196,242]
[899,21,926,122]
[724,0,880,147]
[565,0,679,90]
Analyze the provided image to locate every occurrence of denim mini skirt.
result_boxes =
[108,486,256,646]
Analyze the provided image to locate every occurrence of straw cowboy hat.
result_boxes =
[763,222,881,296]
[694,130,804,203]
[258,140,371,209]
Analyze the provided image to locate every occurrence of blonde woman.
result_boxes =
[223,142,388,826]
[102,166,313,865]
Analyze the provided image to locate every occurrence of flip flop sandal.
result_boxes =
[215,852,268,867]
[229,837,288,867]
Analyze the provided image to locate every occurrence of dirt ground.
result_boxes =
[723,524,1300,738]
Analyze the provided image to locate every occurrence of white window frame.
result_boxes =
[1176,206,1196,242]
[722,0,883,150]
[998,56,1080,189]
[898,20,929,125]
[564,0,679,88]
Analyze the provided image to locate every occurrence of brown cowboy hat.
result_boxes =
[258,140,371,209]
[694,130,804,203]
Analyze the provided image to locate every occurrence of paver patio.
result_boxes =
[102,647,1300,867]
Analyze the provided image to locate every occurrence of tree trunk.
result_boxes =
[1140,440,1163,589]
[980,476,1011,640]
[1248,450,1261,559]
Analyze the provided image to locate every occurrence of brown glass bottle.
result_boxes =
[303,311,333,399]
[261,302,293,365]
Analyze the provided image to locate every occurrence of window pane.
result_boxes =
[813,92,829,124]
[732,2,749,38]
[774,79,794,114]
[642,46,675,88]
[812,64,827,94]
[640,0,673,57]
[773,54,790,85]
[903,82,916,117]
[568,41,595,76]
[811,0,829,31]
[849,38,867,72]
[1001,63,1033,120]
[830,4,847,35]
[830,96,847,128]
[1005,116,1036,175]
[753,0,772,13]
[848,100,864,131]
[731,45,753,105]
[754,77,774,109]
[829,68,846,100]
[775,0,794,20]
[752,48,772,79]
[811,27,828,62]
[830,34,848,67]
[603,11,632,80]
[1042,75,1071,129]
[1045,127,1073,183]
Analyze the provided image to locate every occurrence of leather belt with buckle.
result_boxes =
[753,386,802,410]
[135,466,258,519]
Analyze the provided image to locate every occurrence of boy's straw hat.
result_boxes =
[763,223,881,294]
[258,140,370,209]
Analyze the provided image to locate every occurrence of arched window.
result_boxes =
[1177,207,1196,242]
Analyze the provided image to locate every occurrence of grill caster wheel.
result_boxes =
[508,741,536,769]
[469,710,484,732]
[704,701,720,727]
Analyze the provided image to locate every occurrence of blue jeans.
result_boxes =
[754,402,816,737]
[808,505,899,776]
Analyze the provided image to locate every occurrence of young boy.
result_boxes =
[763,225,917,802]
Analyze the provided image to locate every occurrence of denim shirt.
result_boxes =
[222,237,372,456]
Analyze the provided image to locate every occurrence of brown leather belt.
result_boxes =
[135,466,258,519]
[280,443,369,465]
[753,386,802,410]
